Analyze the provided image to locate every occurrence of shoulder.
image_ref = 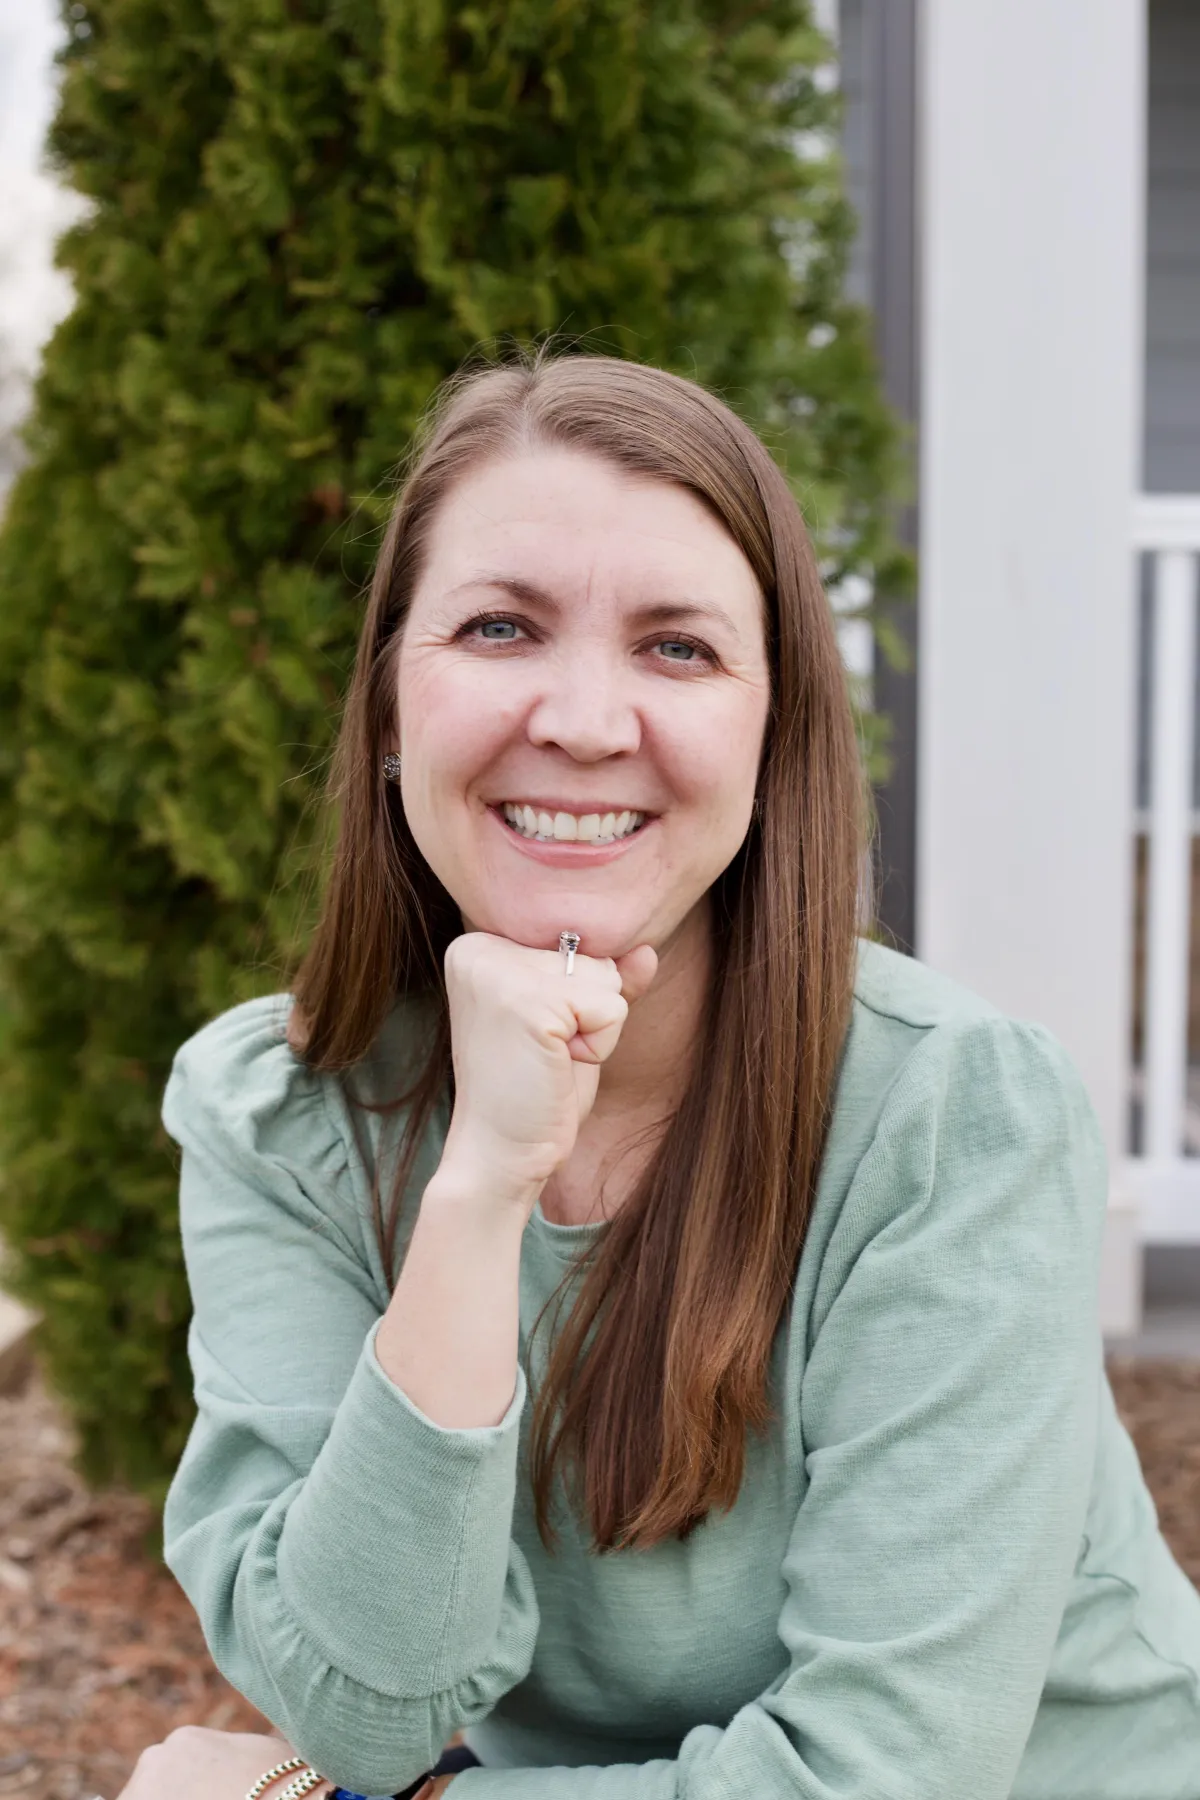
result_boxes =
[160,994,352,1205]
[165,991,299,1107]
[794,943,1111,1374]
[161,991,440,1189]
[819,939,1107,1245]
[845,935,1086,1093]
[164,992,313,1138]
[161,992,445,1292]
[852,935,1004,1032]
[840,935,1045,1131]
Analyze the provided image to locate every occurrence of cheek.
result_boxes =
[397,659,512,783]
[668,690,769,822]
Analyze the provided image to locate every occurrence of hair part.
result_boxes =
[291,348,871,1549]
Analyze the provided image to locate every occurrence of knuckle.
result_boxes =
[135,1736,177,1775]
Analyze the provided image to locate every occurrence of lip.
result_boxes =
[486,804,656,867]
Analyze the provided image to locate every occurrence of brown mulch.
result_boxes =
[0,1359,1198,1800]
[0,1371,265,1800]
[1106,1356,1200,1589]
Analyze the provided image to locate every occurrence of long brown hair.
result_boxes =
[291,350,871,1550]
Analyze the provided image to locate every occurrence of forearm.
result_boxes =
[376,1162,540,1428]
[167,1329,540,1794]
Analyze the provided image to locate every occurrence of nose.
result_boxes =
[525,646,642,762]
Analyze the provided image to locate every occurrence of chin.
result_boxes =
[472,896,651,961]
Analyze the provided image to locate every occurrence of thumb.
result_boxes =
[615,943,658,1005]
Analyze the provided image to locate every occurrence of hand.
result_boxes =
[115,1727,332,1800]
[440,931,658,1199]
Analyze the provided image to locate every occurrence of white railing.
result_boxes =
[1127,495,1200,1241]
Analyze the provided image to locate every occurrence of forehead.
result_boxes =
[415,448,764,618]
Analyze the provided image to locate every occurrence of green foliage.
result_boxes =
[0,0,909,1498]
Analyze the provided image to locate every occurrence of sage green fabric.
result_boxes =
[162,939,1200,1799]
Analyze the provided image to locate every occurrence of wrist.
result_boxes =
[428,1143,548,1218]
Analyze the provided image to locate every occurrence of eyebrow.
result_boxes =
[446,572,743,638]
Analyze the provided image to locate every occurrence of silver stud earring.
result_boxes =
[382,753,402,782]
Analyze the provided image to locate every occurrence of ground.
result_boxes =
[0,1359,1198,1800]
[0,1374,263,1800]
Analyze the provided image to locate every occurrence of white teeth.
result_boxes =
[501,804,646,843]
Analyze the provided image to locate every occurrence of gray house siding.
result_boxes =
[837,0,1200,1301]
[1143,3,1200,1299]
[836,0,920,956]
[1144,0,1200,493]
[837,0,873,310]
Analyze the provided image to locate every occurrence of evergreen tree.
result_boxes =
[0,0,907,1496]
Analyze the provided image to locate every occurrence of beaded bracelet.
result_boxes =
[245,1758,442,1800]
[278,1773,326,1800]
[243,1760,335,1800]
[246,1759,309,1800]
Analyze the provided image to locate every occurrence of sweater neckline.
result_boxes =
[529,1198,608,1259]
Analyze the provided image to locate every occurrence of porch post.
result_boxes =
[916,0,1147,1332]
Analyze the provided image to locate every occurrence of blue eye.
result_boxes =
[478,618,518,639]
[659,639,696,661]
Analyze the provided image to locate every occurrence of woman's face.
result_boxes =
[395,448,772,961]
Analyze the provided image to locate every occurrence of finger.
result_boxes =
[567,1018,626,1064]
[551,947,622,987]
[615,943,658,1004]
[544,945,653,999]
[558,988,629,1064]
[562,988,628,1042]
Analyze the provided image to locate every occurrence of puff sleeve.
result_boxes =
[161,997,540,1795]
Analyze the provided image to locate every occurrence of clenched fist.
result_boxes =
[439,932,658,1203]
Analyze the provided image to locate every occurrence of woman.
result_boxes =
[127,355,1200,1800]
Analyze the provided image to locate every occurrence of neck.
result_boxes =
[591,898,714,1121]
[536,902,715,1227]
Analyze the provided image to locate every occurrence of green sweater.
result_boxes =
[162,939,1200,1800]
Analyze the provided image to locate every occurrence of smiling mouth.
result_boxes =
[498,803,649,845]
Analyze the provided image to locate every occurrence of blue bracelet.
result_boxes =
[328,1790,416,1800]
[329,1742,476,1798]
[328,1791,420,1800]
[328,1785,432,1800]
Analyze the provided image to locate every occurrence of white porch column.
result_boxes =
[917,0,1147,1333]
